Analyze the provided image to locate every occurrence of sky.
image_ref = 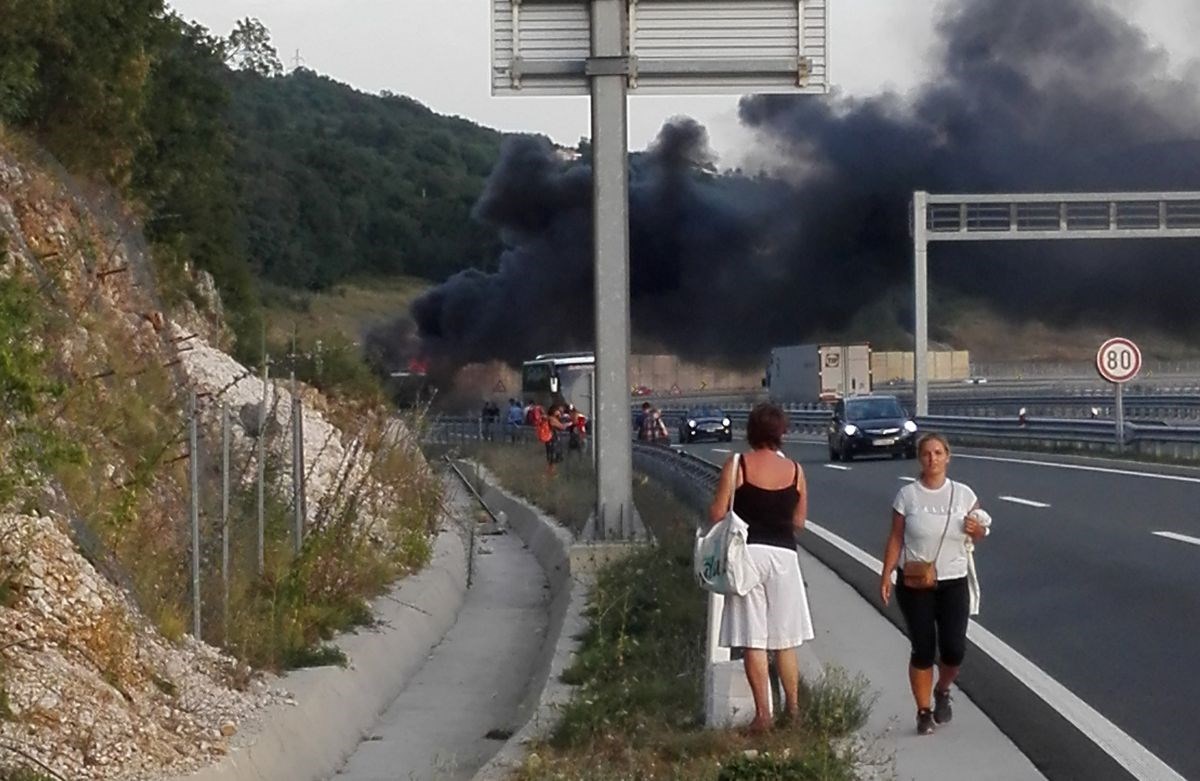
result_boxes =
[168,0,1200,165]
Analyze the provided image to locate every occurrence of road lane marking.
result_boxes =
[824,464,852,471]
[1153,531,1200,547]
[803,521,1187,781]
[998,495,1052,509]
[958,453,1200,485]
[712,448,731,454]
[898,476,916,482]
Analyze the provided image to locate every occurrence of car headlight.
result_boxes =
[843,424,859,436]
[688,419,696,428]
[903,420,918,434]
[722,418,731,427]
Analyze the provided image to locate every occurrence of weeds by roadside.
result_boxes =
[450,442,596,534]
[803,667,875,738]
[496,472,872,780]
[216,408,441,671]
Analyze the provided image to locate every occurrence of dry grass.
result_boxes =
[260,275,428,348]
[458,442,596,535]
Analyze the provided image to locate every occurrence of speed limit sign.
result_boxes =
[1096,338,1142,384]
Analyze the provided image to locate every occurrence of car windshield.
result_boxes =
[691,407,724,418]
[846,398,904,421]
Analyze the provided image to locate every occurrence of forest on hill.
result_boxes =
[0,1,505,357]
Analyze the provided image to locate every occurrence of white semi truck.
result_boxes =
[765,343,872,404]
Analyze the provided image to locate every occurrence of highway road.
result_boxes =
[681,439,1200,780]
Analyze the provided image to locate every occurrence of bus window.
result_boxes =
[522,362,553,395]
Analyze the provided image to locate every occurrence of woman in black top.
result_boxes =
[709,403,814,732]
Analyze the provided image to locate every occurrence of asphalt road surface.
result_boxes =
[683,439,1200,781]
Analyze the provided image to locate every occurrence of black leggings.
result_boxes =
[895,575,969,670]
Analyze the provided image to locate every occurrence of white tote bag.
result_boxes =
[965,508,992,615]
[694,454,761,596]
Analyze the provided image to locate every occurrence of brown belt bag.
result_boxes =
[902,560,938,590]
[901,483,954,591]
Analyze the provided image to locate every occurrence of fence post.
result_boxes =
[221,404,230,640]
[257,352,269,575]
[296,394,306,550]
[188,391,202,639]
[292,359,304,556]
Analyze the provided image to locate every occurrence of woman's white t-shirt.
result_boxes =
[892,480,978,580]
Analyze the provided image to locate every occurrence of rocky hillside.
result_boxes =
[0,137,437,780]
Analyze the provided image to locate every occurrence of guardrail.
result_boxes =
[429,410,1200,461]
[656,392,1200,422]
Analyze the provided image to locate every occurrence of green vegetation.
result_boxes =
[0,770,54,781]
[715,746,858,781]
[226,70,503,289]
[457,455,869,780]
[1,5,505,365]
[0,267,84,507]
[462,443,597,535]
[802,667,875,738]
[200,410,440,671]
[259,276,430,405]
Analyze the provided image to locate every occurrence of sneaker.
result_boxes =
[917,708,935,735]
[933,688,953,724]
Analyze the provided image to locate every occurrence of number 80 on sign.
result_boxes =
[1096,338,1142,384]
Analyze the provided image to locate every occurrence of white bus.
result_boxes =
[521,352,594,411]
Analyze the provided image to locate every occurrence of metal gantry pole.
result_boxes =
[590,0,633,541]
[912,191,930,417]
[188,391,202,639]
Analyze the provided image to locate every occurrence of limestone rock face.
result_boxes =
[1,130,427,780]
[0,513,284,780]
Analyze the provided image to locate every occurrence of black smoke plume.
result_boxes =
[403,0,1200,374]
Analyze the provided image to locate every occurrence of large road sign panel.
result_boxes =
[491,0,829,96]
[1096,337,1142,384]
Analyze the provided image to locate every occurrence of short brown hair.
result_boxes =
[916,432,951,456]
[747,403,788,449]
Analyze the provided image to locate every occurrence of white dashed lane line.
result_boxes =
[1153,531,1200,547]
[898,476,916,482]
[712,448,732,454]
[998,495,1052,509]
[823,464,852,471]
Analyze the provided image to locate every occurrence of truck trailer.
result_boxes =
[765,343,871,404]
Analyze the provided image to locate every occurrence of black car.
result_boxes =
[679,406,733,444]
[828,395,917,461]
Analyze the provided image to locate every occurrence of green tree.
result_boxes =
[134,13,260,343]
[225,69,503,289]
[0,0,49,121]
[224,17,283,77]
[23,0,166,180]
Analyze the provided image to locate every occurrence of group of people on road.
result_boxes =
[634,401,670,443]
[493,397,589,471]
[708,402,990,736]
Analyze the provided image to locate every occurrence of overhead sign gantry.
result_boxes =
[492,0,829,541]
[911,191,1200,416]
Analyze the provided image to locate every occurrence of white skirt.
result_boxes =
[719,545,815,650]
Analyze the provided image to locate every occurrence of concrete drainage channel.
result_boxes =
[168,463,594,781]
